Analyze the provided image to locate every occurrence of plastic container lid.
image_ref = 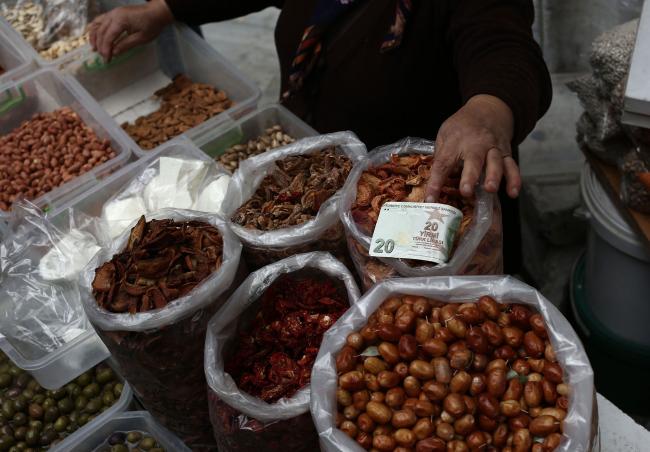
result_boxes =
[66,23,261,157]
[580,163,650,262]
[64,411,191,452]
[194,103,317,161]
[0,18,34,83]
[0,68,133,226]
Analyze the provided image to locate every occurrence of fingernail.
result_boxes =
[462,183,472,194]
[425,196,434,203]
[511,187,519,197]
[485,181,497,191]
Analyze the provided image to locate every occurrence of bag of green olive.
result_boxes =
[79,210,243,450]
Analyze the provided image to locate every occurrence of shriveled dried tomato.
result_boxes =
[225,274,348,403]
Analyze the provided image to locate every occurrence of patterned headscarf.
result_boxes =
[283,0,413,99]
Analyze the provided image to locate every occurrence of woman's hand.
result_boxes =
[425,94,521,202]
[89,0,174,62]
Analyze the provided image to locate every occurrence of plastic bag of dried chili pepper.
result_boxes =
[311,276,598,452]
[79,209,243,451]
[204,252,361,452]
[339,137,503,290]
[221,131,367,270]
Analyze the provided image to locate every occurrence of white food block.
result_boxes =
[194,175,231,213]
[103,196,147,238]
[39,230,102,281]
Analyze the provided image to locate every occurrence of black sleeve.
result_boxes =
[164,0,284,25]
[448,0,552,145]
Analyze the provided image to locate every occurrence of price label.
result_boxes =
[369,202,463,264]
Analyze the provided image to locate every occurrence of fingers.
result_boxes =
[483,147,503,193]
[99,18,128,62]
[425,140,459,203]
[111,32,145,58]
[503,156,522,198]
[459,150,485,197]
[88,15,104,51]
[94,16,113,59]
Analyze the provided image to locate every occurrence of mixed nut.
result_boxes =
[0,351,124,451]
[92,216,224,313]
[218,125,295,172]
[0,107,118,211]
[122,74,233,151]
[334,296,568,451]
[1,2,89,60]
[94,431,164,452]
[232,148,352,231]
[91,216,226,449]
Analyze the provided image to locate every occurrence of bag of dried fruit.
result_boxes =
[204,251,361,452]
[339,137,503,290]
[221,131,367,269]
[311,276,598,452]
[79,209,243,450]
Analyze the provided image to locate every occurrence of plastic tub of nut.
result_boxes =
[0,68,132,228]
[65,22,261,157]
[0,0,134,70]
[0,18,34,83]
[64,411,191,451]
[194,103,318,172]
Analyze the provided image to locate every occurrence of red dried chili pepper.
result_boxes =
[225,274,348,403]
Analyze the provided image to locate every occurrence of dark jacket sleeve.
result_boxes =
[448,0,552,145]
[164,0,284,25]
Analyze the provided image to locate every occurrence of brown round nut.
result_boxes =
[346,332,364,351]
[454,414,476,436]
[529,415,560,436]
[398,334,418,360]
[337,346,357,373]
[357,413,375,433]
[394,428,416,448]
[340,420,358,438]
[373,434,396,451]
[450,371,472,394]
[523,331,545,358]
[422,338,448,357]
[364,357,388,375]
[365,401,392,424]
[413,417,434,440]
[385,387,406,409]
[378,342,400,365]
[409,360,435,380]
[392,409,417,428]
[477,296,500,319]
[443,393,467,417]
[415,437,446,452]
[340,371,365,391]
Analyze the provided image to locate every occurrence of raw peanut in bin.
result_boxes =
[332,296,570,452]
[0,107,117,211]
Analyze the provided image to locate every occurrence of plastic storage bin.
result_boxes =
[0,19,33,83]
[0,68,132,225]
[64,411,191,451]
[0,0,132,70]
[195,103,318,160]
[66,23,261,156]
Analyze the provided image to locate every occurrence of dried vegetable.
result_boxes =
[122,74,233,150]
[0,351,124,450]
[231,148,352,231]
[225,274,349,403]
[218,125,295,172]
[92,216,224,313]
[334,296,568,451]
[91,216,226,449]
[346,153,503,289]
[0,107,118,211]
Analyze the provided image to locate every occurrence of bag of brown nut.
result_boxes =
[339,138,503,291]
[311,276,598,452]
[80,210,243,451]
[221,131,367,270]
[204,252,360,452]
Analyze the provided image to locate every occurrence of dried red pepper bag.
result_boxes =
[204,252,360,452]
[80,210,243,451]
[339,137,503,291]
[221,131,367,270]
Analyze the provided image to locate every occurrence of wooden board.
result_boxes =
[581,149,650,252]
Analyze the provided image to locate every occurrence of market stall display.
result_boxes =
[222,131,367,269]
[0,350,132,452]
[205,252,360,452]
[80,211,242,449]
[312,276,598,452]
[67,23,260,156]
[63,411,190,452]
[121,74,233,151]
[339,138,503,290]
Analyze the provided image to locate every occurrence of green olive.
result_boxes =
[12,397,27,413]
[126,431,142,443]
[56,398,73,415]
[96,369,115,385]
[2,401,15,418]
[53,416,69,433]
[27,404,42,420]
[26,421,41,433]
[24,430,38,448]
[110,445,128,452]
[113,383,123,399]
[76,373,92,387]
[0,435,15,450]
[139,437,156,450]
[12,412,27,427]
[39,428,57,446]
[15,374,30,390]
[74,395,88,411]
[43,407,59,423]
[50,389,66,401]
[8,367,22,377]
[101,392,115,406]
[30,395,44,406]
[20,390,34,402]
[13,426,27,441]
[26,381,39,393]
[0,426,13,437]
[41,398,55,410]
[0,375,11,389]
[68,411,79,425]
[78,413,89,426]
[84,399,102,414]
[82,383,100,398]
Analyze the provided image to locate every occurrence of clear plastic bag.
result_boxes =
[567,75,622,141]
[79,209,243,450]
[0,201,94,360]
[576,112,632,165]
[589,19,639,90]
[619,148,650,213]
[311,275,598,452]
[204,252,361,452]
[339,137,503,290]
[221,131,367,270]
